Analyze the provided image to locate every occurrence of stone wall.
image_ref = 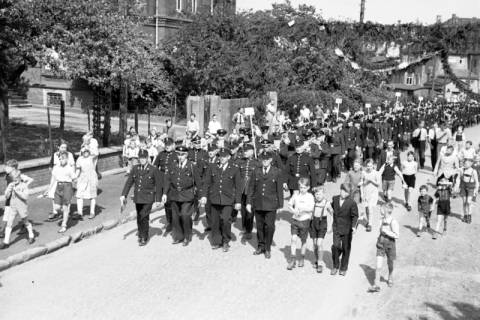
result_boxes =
[0,147,123,191]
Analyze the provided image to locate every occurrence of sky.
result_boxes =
[237,0,480,24]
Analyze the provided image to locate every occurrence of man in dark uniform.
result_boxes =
[311,128,330,186]
[188,136,208,222]
[331,183,358,276]
[233,144,259,239]
[328,122,345,183]
[246,151,284,259]
[343,119,358,171]
[120,150,163,246]
[213,129,228,149]
[203,145,219,231]
[285,139,316,194]
[162,146,203,246]
[200,148,242,252]
[153,138,178,232]
[363,119,379,161]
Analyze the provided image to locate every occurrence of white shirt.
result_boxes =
[208,120,222,134]
[52,165,76,183]
[289,192,315,221]
[186,119,200,133]
[413,128,428,141]
[437,128,452,144]
[53,152,75,168]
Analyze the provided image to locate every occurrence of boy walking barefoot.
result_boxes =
[368,203,399,292]
[287,177,314,270]
[309,186,332,273]
[416,185,434,237]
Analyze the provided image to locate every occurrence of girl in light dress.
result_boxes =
[401,151,418,212]
[75,147,98,219]
[361,159,381,232]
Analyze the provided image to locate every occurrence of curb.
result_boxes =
[0,205,163,273]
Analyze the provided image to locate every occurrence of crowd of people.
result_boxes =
[1,98,480,293]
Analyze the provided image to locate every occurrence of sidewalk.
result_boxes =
[0,171,141,259]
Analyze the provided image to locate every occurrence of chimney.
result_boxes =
[436,15,442,23]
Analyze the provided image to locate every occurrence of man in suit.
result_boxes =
[377,140,401,170]
[233,144,260,239]
[200,148,242,252]
[153,138,178,233]
[331,183,358,276]
[162,146,203,246]
[246,151,284,259]
[120,149,163,246]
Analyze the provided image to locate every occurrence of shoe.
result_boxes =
[222,243,230,252]
[406,204,412,212]
[317,265,323,273]
[165,225,173,233]
[287,260,296,270]
[331,268,338,275]
[88,214,95,219]
[298,258,305,268]
[432,233,437,240]
[182,239,189,246]
[462,216,467,223]
[264,251,271,259]
[211,244,222,250]
[368,285,381,293]
[253,248,265,255]
[172,239,182,245]
[47,215,57,221]
[28,237,35,245]
[0,242,9,250]
[416,232,421,237]
[387,279,394,287]
[339,270,347,276]
[244,232,252,240]
[366,224,372,232]
[58,227,67,233]
[139,239,147,246]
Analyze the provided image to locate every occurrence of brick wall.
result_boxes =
[0,147,123,191]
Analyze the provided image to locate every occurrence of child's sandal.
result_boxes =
[316,265,323,273]
[58,227,67,233]
[387,279,394,287]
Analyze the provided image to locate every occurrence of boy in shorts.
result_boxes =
[433,178,453,239]
[368,203,399,292]
[378,155,407,203]
[287,177,314,270]
[46,152,77,233]
[417,185,434,237]
[0,169,35,249]
[309,186,332,273]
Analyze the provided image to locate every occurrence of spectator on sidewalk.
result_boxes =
[0,169,35,249]
[186,113,200,137]
[46,151,77,233]
[82,131,101,179]
[208,114,222,135]
[75,147,98,220]
[232,107,246,130]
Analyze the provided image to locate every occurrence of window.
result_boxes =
[191,0,197,12]
[176,0,182,12]
[47,92,63,106]
[406,73,415,85]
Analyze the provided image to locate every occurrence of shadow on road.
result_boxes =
[359,263,376,286]
[409,301,480,320]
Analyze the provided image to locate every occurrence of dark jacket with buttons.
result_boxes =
[153,151,178,174]
[285,152,316,189]
[331,195,358,235]
[121,164,163,204]
[234,157,261,194]
[202,163,242,205]
[247,166,284,211]
[163,160,202,202]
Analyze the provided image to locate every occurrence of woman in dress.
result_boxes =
[361,159,381,232]
[75,147,98,219]
[434,144,459,185]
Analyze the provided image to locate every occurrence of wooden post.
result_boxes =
[431,57,437,98]
[87,105,91,131]
[47,106,54,156]
[134,104,139,133]
[60,100,65,135]
[173,95,177,123]
[147,102,151,133]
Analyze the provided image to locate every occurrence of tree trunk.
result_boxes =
[0,89,8,163]
[134,103,139,133]
[102,87,112,147]
[60,100,65,135]
[119,80,128,141]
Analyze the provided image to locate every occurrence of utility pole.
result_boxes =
[360,0,366,24]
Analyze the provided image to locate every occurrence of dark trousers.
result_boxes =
[255,210,276,252]
[317,168,328,185]
[430,141,438,170]
[345,148,356,171]
[171,201,194,241]
[331,232,353,272]
[330,154,341,179]
[211,204,232,245]
[164,200,172,226]
[205,200,212,228]
[241,193,254,233]
[364,146,375,161]
[416,141,426,168]
[135,203,152,241]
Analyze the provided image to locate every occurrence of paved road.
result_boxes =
[0,125,479,320]
[10,106,186,137]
